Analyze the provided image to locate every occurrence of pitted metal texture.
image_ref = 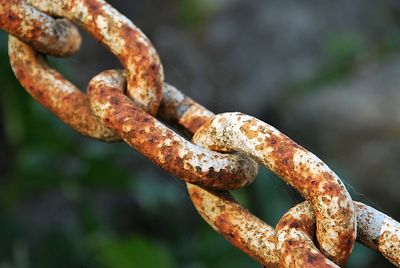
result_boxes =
[0,1,399,267]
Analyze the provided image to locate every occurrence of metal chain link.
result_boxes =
[0,1,399,267]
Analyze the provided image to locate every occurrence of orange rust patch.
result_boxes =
[322,182,342,197]
[277,210,315,237]
[188,187,204,207]
[217,116,227,124]
[280,241,335,268]
[83,0,104,12]
[181,115,210,134]
[240,119,262,139]
[266,133,298,181]
[336,232,355,262]
[215,214,241,244]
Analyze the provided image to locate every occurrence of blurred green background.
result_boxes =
[1,0,400,267]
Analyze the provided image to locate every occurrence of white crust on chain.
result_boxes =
[355,201,400,266]
[87,70,258,190]
[193,112,356,265]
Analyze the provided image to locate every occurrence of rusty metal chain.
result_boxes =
[0,1,399,267]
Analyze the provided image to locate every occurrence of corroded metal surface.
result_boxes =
[165,96,346,266]
[161,89,283,266]
[0,0,81,57]
[174,98,400,267]
[1,2,398,266]
[192,112,356,265]
[159,90,350,267]
[27,0,164,115]
[355,201,400,267]
[276,202,339,268]
[160,86,283,266]
[8,36,119,141]
[187,183,279,267]
[277,201,400,267]
[159,84,215,134]
[88,70,258,190]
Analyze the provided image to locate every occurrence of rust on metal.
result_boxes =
[192,112,356,265]
[355,201,400,267]
[277,201,400,267]
[161,95,333,267]
[158,89,346,267]
[2,1,398,266]
[88,69,258,190]
[276,202,339,268]
[8,36,119,141]
[0,0,81,57]
[159,84,215,134]
[187,183,279,268]
[171,98,400,267]
[26,0,164,115]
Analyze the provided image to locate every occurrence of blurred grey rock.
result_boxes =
[282,57,400,215]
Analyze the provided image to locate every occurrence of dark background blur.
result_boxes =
[1,0,400,267]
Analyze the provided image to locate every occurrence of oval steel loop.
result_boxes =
[87,69,258,190]
[8,36,119,141]
[192,112,356,265]
[26,0,163,115]
[276,201,400,267]
[162,87,399,267]
[0,0,81,57]
[276,202,339,267]
[155,87,345,266]
[187,183,280,267]
[7,37,208,142]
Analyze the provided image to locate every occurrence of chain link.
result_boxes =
[1,1,399,267]
[26,0,164,115]
[192,112,356,264]
[87,69,258,190]
[0,0,80,56]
